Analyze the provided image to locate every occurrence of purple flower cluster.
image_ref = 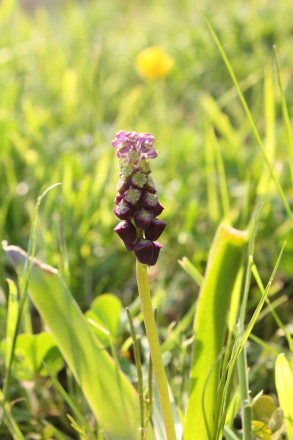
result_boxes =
[112,131,166,266]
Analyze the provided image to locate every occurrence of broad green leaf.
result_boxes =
[5,279,19,367]
[252,395,276,425]
[1,332,64,381]
[252,421,272,440]
[3,244,155,440]
[85,293,122,346]
[183,224,247,440]
[275,354,293,440]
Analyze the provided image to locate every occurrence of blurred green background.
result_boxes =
[1,0,293,339]
[2,0,293,437]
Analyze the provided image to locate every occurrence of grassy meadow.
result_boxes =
[1,0,293,438]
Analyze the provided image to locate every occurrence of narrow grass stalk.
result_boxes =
[251,259,293,360]
[136,259,177,440]
[201,10,293,224]
[249,333,281,356]
[237,345,252,440]
[126,308,145,440]
[210,128,231,222]
[223,425,241,440]
[273,45,293,188]
[0,389,25,440]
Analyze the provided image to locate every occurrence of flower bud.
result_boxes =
[150,202,165,217]
[128,150,141,164]
[138,158,151,174]
[114,200,137,220]
[131,170,147,188]
[140,192,158,209]
[116,176,131,193]
[118,142,132,155]
[134,239,155,265]
[120,162,136,177]
[134,208,154,230]
[149,242,162,266]
[124,186,142,205]
[114,220,137,244]
[146,149,158,159]
[145,218,166,241]
[125,242,135,251]
[144,175,157,193]
[114,193,124,204]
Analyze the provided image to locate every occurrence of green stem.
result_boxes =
[237,346,252,440]
[136,259,177,440]
[146,307,157,429]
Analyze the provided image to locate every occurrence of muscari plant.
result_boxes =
[2,16,293,440]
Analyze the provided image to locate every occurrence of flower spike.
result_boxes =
[112,130,166,265]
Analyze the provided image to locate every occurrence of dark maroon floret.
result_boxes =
[116,176,131,193]
[125,242,135,251]
[150,202,165,217]
[144,175,157,193]
[124,186,142,205]
[140,192,158,209]
[114,200,137,220]
[134,208,154,230]
[149,242,162,266]
[114,220,137,243]
[134,239,155,265]
[114,193,124,204]
[145,218,167,241]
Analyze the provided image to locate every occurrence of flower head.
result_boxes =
[112,130,165,266]
[136,46,174,80]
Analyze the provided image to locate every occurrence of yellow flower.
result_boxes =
[136,46,174,80]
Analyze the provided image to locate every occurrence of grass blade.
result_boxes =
[273,45,293,187]
[242,242,286,346]
[178,257,203,287]
[209,128,231,223]
[5,279,19,368]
